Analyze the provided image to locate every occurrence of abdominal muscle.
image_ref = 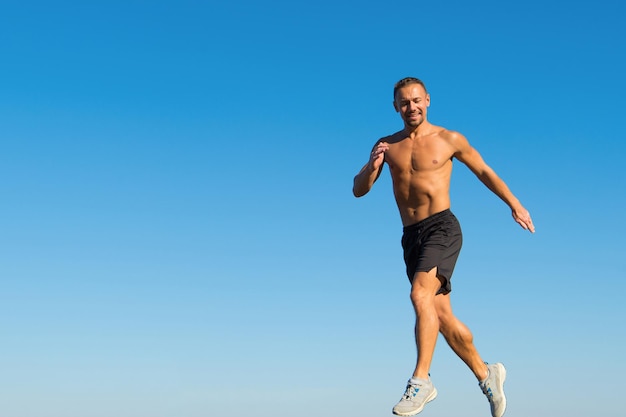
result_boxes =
[383,128,455,227]
[391,166,452,227]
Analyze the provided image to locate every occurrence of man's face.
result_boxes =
[393,83,430,128]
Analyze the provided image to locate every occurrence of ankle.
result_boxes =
[476,363,489,382]
[411,372,431,382]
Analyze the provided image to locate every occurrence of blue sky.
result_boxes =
[1,1,625,416]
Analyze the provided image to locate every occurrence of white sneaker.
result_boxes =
[392,377,438,416]
[479,363,507,417]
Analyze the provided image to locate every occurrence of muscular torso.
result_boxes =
[382,126,456,226]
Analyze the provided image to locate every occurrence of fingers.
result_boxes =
[514,209,535,233]
[519,218,535,233]
[371,142,389,160]
[521,210,535,233]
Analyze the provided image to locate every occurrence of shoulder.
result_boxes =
[436,128,470,151]
[382,130,406,145]
[436,127,465,141]
[371,131,406,150]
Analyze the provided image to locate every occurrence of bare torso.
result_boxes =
[354,80,535,235]
[382,124,457,226]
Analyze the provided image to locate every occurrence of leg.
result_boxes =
[434,293,488,380]
[410,267,442,380]
[436,293,507,417]
[392,268,441,416]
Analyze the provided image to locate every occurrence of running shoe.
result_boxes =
[392,377,438,416]
[479,362,507,417]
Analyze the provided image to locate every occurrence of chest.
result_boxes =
[385,139,453,172]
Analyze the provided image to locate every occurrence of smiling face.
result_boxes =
[393,83,430,129]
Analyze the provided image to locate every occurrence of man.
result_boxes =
[353,77,534,417]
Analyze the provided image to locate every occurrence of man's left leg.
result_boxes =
[435,293,507,417]
[435,293,487,379]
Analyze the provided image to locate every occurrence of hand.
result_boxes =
[512,206,535,233]
[369,142,389,171]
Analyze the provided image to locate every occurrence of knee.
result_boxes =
[410,285,435,309]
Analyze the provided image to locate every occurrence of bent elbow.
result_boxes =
[352,183,367,198]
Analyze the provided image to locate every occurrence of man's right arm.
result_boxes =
[353,141,388,197]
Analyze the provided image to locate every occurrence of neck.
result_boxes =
[404,120,431,137]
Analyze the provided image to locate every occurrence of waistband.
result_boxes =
[403,209,453,232]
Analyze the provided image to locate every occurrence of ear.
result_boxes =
[393,100,399,112]
[426,94,431,107]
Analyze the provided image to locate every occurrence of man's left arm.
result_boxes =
[450,132,535,233]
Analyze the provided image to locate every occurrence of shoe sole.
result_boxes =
[392,388,438,416]
[494,363,507,417]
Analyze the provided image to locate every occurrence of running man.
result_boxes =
[353,77,534,417]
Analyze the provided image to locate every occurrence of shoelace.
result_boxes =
[480,382,494,402]
[402,384,421,400]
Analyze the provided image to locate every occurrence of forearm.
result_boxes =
[479,168,535,232]
[477,168,521,210]
[353,163,379,197]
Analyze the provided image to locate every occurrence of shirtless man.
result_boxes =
[353,77,534,417]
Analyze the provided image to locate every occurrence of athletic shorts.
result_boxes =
[401,209,463,295]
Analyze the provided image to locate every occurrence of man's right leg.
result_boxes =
[392,268,441,416]
[411,268,443,380]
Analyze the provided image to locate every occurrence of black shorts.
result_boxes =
[401,209,463,295]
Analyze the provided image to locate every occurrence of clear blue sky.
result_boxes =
[1,1,625,416]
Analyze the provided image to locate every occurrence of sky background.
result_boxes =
[1,1,625,416]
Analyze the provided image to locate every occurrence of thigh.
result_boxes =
[412,267,444,295]
[434,292,453,317]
